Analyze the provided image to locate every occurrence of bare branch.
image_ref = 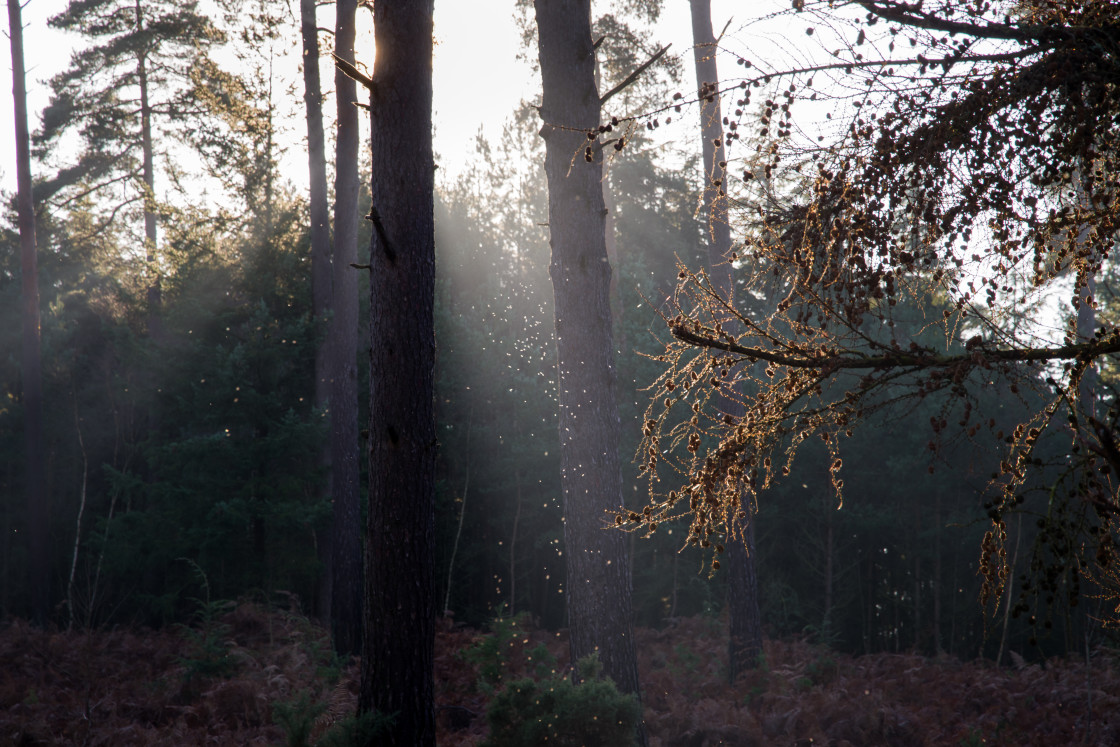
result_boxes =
[671,325,1120,371]
[332,52,374,91]
[600,44,670,107]
[858,1,1046,42]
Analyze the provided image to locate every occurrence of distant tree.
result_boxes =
[298,0,339,642]
[325,0,363,658]
[357,0,437,743]
[626,0,1120,627]
[8,0,47,625]
[688,0,763,680]
[189,0,288,239]
[532,2,645,738]
[38,0,220,330]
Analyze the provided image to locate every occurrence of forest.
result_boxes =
[3,0,1120,744]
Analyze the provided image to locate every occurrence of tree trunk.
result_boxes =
[9,0,48,626]
[443,408,472,616]
[1074,166,1097,418]
[134,0,161,337]
[933,490,943,654]
[300,0,334,627]
[824,516,834,641]
[359,2,436,744]
[689,0,763,679]
[328,0,362,658]
[533,0,645,729]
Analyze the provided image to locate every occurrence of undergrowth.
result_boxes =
[1,609,1118,745]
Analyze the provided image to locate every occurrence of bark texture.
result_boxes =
[328,0,362,658]
[689,0,763,680]
[534,0,643,711]
[359,2,436,744]
[9,0,48,626]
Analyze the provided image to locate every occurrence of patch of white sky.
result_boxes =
[1,0,789,195]
[2,0,1067,348]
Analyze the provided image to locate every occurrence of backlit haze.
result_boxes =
[0,0,757,197]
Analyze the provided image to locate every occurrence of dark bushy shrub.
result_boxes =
[483,655,640,747]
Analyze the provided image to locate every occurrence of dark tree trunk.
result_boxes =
[689,0,763,679]
[9,0,48,626]
[328,0,363,660]
[359,2,436,744]
[300,0,334,626]
[533,0,644,729]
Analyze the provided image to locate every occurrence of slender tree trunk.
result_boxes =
[996,513,1022,666]
[67,409,88,631]
[300,0,335,627]
[533,5,645,739]
[949,539,959,656]
[328,0,363,658]
[933,490,943,654]
[913,502,922,650]
[689,0,763,679]
[134,0,161,337]
[914,552,922,650]
[359,2,436,743]
[824,516,834,640]
[9,0,48,626]
[1074,166,1097,418]
[509,436,524,615]
[863,556,874,654]
[443,408,472,616]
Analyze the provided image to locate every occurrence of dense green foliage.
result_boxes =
[482,655,641,747]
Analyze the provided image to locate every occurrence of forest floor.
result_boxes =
[1,601,1118,746]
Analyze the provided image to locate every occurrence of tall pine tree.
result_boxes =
[37,0,220,328]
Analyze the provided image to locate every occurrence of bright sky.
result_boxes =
[0,0,754,199]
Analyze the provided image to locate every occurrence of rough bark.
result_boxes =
[359,2,436,743]
[327,0,362,659]
[689,0,763,679]
[9,0,48,626]
[533,0,645,727]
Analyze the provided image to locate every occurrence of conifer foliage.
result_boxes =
[38,0,221,322]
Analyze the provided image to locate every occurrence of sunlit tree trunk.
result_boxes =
[689,0,763,679]
[359,1,436,743]
[9,0,48,626]
[533,5,645,739]
[328,0,363,658]
[134,0,161,336]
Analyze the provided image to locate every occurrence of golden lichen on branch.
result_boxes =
[620,0,1120,616]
